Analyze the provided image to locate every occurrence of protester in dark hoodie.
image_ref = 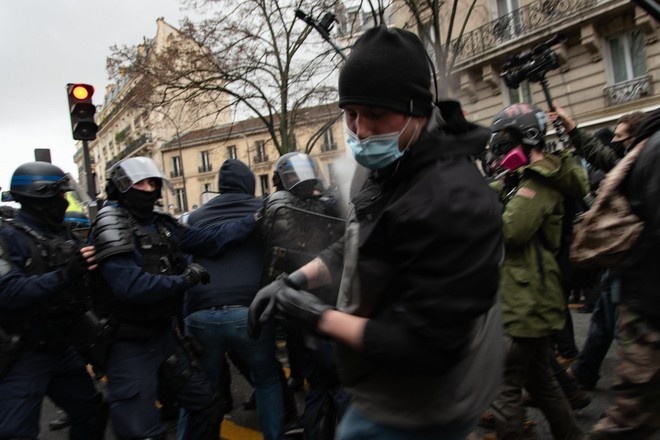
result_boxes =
[179,159,284,440]
[250,26,504,440]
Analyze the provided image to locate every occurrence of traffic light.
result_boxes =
[66,83,98,140]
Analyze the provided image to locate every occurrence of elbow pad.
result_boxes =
[92,206,135,262]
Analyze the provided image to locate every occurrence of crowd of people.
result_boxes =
[1,24,659,440]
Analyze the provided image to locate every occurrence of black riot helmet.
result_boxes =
[273,152,324,197]
[490,103,548,154]
[10,162,73,200]
[10,162,73,226]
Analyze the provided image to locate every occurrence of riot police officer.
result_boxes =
[91,156,257,440]
[259,152,347,440]
[0,161,107,439]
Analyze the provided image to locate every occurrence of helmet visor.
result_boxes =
[112,157,170,193]
[279,154,322,191]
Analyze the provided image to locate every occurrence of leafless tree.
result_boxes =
[108,0,344,157]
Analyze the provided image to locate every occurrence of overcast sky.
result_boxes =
[0,0,195,201]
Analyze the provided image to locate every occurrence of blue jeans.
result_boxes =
[572,274,619,388]
[181,306,284,440]
[336,406,477,440]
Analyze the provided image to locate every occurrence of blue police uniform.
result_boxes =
[93,204,256,440]
[0,210,106,439]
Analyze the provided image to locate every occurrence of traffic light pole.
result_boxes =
[81,139,98,221]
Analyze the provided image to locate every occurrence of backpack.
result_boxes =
[569,139,647,269]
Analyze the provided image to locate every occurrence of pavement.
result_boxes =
[37,306,659,439]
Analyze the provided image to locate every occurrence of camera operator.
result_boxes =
[548,104,647,171]
[485,103,588,440]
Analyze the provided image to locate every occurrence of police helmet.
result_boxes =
[106,156,169,197]
[490,103,548,150]
[273,153,323,195]
[64,211,90,229]
[10,162,73,200]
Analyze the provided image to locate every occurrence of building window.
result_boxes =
[174,188,187,213]
[506,79,533,105]
[322,129,337,152]
[198,150,212,173]
[254,140,268,163]
[608,30,647,84]
[227,145,237,160]
[171,156,182,178]
[203,183,213,193]
[259,174,270,196]
[494,0,521,40]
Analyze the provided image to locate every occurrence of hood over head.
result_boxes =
[218,159,255,195]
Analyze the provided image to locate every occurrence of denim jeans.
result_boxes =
[179,306,284,440]
[572,275,619,388]
[336,406,477,440]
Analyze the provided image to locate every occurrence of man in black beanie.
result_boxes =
[250,26,505,439]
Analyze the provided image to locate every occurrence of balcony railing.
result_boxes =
[170,170,183,178]
[604,75,653,106]
[254,154,269,164]
[198,164,213,173]
[447,0,598,66]
[105,133,150,170]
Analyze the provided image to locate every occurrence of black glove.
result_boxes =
[63,248,91,281]
[181,263,210,285]
[248,277,285,338]
[274,286,332,331]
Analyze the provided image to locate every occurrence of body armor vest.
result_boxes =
[0,219,86,346]
[109,214,186,326]
[262,191,345,304]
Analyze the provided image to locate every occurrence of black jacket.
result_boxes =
[184,160,263,316]
[319,103,505,428]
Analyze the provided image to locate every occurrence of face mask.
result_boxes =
[499,146,529,171]
[346,118,414,170]
[122,187,161,220]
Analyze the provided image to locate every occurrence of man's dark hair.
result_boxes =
[616,111,648,136]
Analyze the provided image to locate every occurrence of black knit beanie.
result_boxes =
[338,26,433,117]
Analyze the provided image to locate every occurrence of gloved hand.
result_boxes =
[248,277,285,338]
[63,248,92,281]
[181,263,210,285]
[274,286,332,331]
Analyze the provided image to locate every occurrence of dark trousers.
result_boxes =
[491,336,582,440]
[0,346,105,439]
[106,328,219,440]
[572,275,619,389]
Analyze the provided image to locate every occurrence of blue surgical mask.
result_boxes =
[345,118,414,170]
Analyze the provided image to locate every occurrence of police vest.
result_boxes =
[0,219,87,342]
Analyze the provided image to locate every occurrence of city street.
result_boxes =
[37,307,654,439]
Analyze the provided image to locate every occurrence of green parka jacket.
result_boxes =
[491,150,589,338]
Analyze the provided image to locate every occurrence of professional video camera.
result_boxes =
[500,34,566,89]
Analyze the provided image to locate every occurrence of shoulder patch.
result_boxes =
[516,187,536,199]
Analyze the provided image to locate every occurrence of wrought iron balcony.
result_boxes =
[198,164,213,173]
[448,0,598,66]
[106,133,150,170]
[604,75,653,106]
[253,154,269,164]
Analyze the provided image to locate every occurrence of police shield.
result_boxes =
[265,205,345,280]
